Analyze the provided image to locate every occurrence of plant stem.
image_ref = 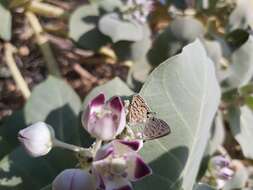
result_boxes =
[4,43,31,99]
[53,139,92,157]
[27,1,68,18]
[92,139,102,156]
[26,11,61,77]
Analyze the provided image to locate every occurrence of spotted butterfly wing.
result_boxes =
[143,117,171,140]
[128,94,151,124]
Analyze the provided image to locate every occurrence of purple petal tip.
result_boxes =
[109,96,123,111]
[118,140,142,151]
[90,93,105,107]
[134,156,152,179]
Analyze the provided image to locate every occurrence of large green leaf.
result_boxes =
[228,106,253,159]
[0,76,84,190]
[0,0,11,41]
[134,40,221,190]
[0,147,57,190]
[25,76,81,144]
[0,110,25,160]
[98,13,143,42]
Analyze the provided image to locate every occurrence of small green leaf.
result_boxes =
[134,40,221,190]
[0,0,12,41]
[98,13,143,42]
[148,17,205,66]
[228,106,253,159]
[69,4,109,50]
[226,36,253,88]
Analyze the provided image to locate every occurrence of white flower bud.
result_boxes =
[53,169,95,190]
[18,122,55,157]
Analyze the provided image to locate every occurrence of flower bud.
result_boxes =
[18,122,55,157]
[53,169,95,190]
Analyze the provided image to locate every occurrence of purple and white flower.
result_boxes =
[209,155,234,189]
[82,93,126,141]
[126,0,155,23]
[18,122,55,157]
[92,140,152,190]
[53,169,96,190]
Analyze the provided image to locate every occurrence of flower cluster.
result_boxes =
[125,0,155,23]
[18,93,151,190]
[209,155,234,189]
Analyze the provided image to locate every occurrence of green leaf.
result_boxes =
[0,147,57,190]
[228,0,253,31]
[134,40,221,190]
[0,110,25,160]
[0,0,12,41]
[83,77,133,108]
[24,76,82,170]
[194,183,216,190]
[95,0,124,12]
[40,184,51,190]
[69,4,109,51]
[148,17,205,66]
[98,13,143,43]
[226,36,253,88]
[228,106,253,159]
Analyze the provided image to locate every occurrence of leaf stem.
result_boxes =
[25,11,61,77]
[4,43,31,99]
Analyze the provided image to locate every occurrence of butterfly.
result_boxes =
[127,94,171,140]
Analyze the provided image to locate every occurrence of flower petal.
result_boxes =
[52,169,95,190]
[90,115,116,140]
[95,143,114,161]
[126,154,152,181]
[108,96,126,136]
[217,167,234,180]
[117,140,143,152]
[105,177,133,190]
[89,93,105,113]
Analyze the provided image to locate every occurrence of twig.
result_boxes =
[4,43,31,99]
[27,1,68,18]
[26,11,61,77]
[72,63,98,83]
